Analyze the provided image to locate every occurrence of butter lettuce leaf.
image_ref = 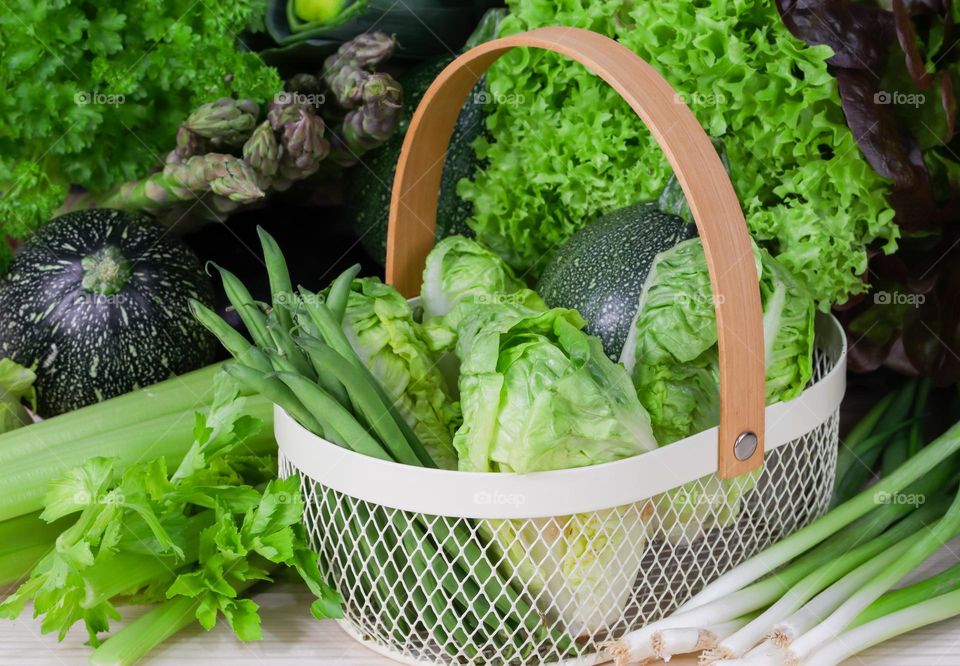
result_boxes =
[451,299,658,635]
[623,237,815,543]
[341,278,460,469]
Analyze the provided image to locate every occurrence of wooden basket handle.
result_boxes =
[386,27,764,478]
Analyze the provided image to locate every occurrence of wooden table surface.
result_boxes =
[8,539,960,665]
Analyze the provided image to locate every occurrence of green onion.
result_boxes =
[686,419,960,608]
[785,484,960,663]
[804,587,960,665]
[833,381,917,505]
[707,495,948,659]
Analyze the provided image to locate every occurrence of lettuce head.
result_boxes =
[451,299,657,636]
[421,235,533,321]
[623,237,815,543]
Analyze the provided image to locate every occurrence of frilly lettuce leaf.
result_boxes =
[460,0,898,306]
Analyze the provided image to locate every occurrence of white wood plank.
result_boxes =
[6,543,960,665]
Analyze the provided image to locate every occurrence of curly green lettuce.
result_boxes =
[458,0,898,306]
[0,0,281,271]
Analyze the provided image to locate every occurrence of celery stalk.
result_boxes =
[89,575,266,666]
[0,512,71,585]
[88,596,200,666]
[0,364,221,466]
[0,395,275,522]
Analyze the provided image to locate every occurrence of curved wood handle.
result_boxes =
[385,27,764,478]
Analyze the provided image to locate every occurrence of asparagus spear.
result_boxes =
[182,97,260,147]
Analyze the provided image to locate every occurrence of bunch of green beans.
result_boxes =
[190,227,572,661]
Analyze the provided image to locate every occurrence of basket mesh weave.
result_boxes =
[279,345,839,665]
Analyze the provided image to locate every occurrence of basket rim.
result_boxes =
[276,313,845,519]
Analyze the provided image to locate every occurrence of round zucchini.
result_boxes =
[537,202,695,360]
[0,209,217,416]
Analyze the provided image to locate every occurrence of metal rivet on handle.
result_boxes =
[734,431,758,461]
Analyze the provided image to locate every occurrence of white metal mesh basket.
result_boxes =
[276,312,844,665]
[276,27,848,665]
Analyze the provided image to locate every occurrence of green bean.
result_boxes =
[412,518,526,653]
[190,299,274,375]
[300,298,437,468]
[300,289,358,359]
[326,264,361,323]
[223,362,324,436]
[213,263,272,350]
[189,299,247,356]
[294,336,424,467]
[348,500,413,642]
[439,518,567,650]
[264,348,298,374]
[257,226,295,333]
[398,516,478,658]
[273,372,393,462]
[266,319,316,380]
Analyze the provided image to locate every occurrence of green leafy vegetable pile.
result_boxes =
[0,0,282,270]
[193,228,575,662]
[0,373,341,664]
[775,0,960,384]
[458,0,897,306]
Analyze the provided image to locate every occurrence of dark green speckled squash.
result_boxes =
[537,202,695,360]
[0,209,217,417]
